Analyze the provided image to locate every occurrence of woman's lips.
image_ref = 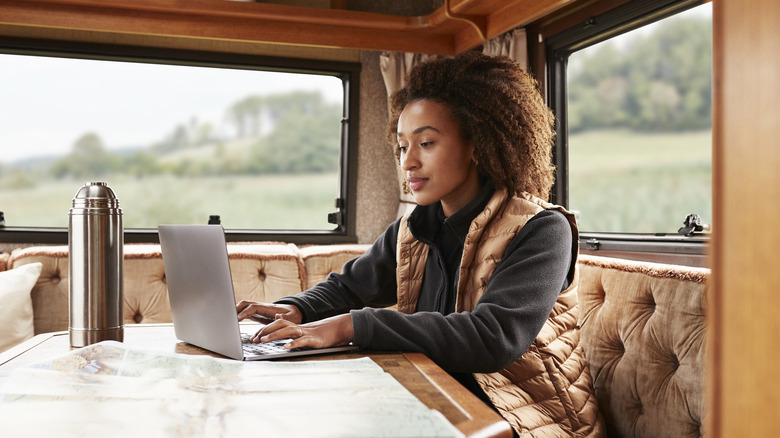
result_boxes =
[407,177,427,192]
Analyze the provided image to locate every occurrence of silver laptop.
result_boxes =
[158,224,358,361]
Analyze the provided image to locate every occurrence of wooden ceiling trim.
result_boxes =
[447,0,579,52]
[0,0,578,54]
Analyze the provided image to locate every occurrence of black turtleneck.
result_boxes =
[414,180,495,314]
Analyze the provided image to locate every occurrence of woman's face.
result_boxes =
[397,99,480,216]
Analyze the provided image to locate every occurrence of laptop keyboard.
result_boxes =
[241,333,293,355]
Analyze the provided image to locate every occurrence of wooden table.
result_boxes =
[0,324,512,438]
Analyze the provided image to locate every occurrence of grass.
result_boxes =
[568,129,712,233]
[1,128,712,234]
[0,173,340,230]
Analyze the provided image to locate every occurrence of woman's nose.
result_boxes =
[401,147,418,171]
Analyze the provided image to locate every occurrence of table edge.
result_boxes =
[403,352,513,438]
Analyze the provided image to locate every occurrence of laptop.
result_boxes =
[158,224,359,361]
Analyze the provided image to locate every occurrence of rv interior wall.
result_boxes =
[710,0,780,437]
[355,51,401,243]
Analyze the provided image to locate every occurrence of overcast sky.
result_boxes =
[0,54,343,164]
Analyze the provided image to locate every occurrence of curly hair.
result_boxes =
[387,51,556,200]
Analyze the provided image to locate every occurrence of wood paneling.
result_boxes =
[0,0,577,55]
[710,0,780,436]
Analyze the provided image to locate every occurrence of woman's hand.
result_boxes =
[249,313,354,350]
[235,301,302,325]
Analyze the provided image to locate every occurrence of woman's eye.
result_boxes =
[420,141,433,147]
[397,145,407,152]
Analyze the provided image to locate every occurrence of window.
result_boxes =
[0,40,359,244]
[546,0,711,253]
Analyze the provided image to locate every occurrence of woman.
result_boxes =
[237,51,603,437]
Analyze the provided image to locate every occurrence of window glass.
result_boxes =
[566,3,712,233]
[0,54,344,230]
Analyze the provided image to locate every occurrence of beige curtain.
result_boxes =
[379,28,528,216]
[482,28,527,63]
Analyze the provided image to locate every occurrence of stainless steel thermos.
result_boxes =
[68,181,124,347]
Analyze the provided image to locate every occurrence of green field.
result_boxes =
[1,128,711,234]
[0,173,340,230]
[568,129,712,233]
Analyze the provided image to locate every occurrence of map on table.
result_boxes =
[0,341,463,438]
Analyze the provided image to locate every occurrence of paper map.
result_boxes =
[0,341,463,438]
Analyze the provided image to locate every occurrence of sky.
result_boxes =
[0,54,344,164]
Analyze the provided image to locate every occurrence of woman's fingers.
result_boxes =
[251,318,299,343]
[235,301,302,324]
[236,301,275,322]
[246,311,354,350]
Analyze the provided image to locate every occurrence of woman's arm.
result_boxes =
[275,219,401,322]
[238,219,400,326]
[236,220,401,349]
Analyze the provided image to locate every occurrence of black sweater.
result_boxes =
[276,184,575,376]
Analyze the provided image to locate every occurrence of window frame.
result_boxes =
[0,37,360,245]
[544,0,710,257]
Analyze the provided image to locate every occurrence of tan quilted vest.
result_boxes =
[396,189,605,437]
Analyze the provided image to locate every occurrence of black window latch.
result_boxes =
[328,198,345,226]
[678,214,710,236]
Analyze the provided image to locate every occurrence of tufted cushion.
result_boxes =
[298,244,371,289]
[577,254,708,438]
[8,244,307,334]
[227,243,306,302]
[123,245,173,324]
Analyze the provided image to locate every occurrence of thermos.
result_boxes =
[68,181,124,347]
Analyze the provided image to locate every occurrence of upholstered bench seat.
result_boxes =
[5,243,370,336]
[298,244,372,288]
[577,254,709,438]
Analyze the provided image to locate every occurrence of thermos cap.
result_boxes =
[71,181,122,212]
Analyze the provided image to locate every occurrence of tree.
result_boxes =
[567,14,712,133]
[250,98,342,174]
[122,150,161,178]
[51,132,117,178]
[225,95,264,137]
[224,90,332,140]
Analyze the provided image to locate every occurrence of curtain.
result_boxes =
[380,28,528,97]
[482,28,527,63]
[379,28,528,216]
